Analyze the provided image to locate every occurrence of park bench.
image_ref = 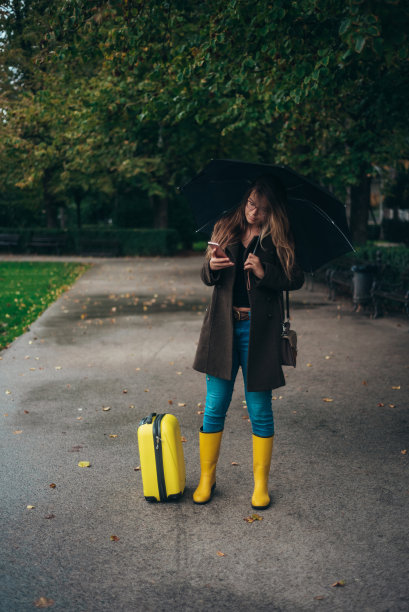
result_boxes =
[0,233,21,250]
[79,238,122,257]
[28,233,67,254]
[371,268,409,320]
[326,267,353,301]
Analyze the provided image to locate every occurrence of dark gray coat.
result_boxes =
[193,235,305,392]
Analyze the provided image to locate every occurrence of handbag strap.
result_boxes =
[280,291,290,322]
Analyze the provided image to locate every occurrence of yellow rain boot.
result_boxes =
[251,434,274,510]
[193,428,223,504]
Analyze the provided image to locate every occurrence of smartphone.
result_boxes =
[208,241,228,258]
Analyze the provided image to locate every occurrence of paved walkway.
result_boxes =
[1,256,408,611]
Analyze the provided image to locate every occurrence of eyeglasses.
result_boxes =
[246,198,269,215]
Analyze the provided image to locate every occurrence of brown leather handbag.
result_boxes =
[281,291,297,367]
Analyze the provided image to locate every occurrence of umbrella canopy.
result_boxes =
[180,159,354,272]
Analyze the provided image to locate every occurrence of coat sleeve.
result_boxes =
[254,261,305,292]
[200,259,222,286]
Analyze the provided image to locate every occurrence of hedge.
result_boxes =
[0,227,179,256]
[314,243,409,286]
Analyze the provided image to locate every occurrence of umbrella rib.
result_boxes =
[291,199,355,252]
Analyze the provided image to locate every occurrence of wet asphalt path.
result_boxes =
[1,255,408,611]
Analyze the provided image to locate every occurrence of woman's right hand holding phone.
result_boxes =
[209,247,234,271]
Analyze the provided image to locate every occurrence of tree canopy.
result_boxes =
[1,0,408,243]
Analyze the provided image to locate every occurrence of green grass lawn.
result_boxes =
[0,262,89,350]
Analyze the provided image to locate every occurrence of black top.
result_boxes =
[232,242,250,308]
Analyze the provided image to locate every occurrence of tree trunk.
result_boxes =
[350,170,371,245]
[75,194,82,229]
[152,196,168,229]
[43,171,58,228]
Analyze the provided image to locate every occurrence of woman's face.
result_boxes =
[245,190,270,227]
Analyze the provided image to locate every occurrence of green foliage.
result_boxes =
[0,262,88,349]
[0,0,408,242]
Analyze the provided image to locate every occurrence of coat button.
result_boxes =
[267,313,273,319]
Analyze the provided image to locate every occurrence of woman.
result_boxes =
[192,175,305,509]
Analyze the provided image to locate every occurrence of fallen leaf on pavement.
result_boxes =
[24,410,29,414]
[109,434,118,438]
[331,580,345,587]
[102,406,111,411]
[378,403,385,407]
[314,596,325,600]
[231,462,239,466]
[362,380,367,385]
[55,366,62,370]
[27,505,35,510]
[134,466,141,471]
[178,402,186,407]
[401,450,407,455]
[144,389,149,393]
[244,514,263,523]
[306,363,312,367]
[322,398,334,402]
[389,404,396,408]
[13,430,23,434]
[78,461,91,468]
[110,535,120,541]
[49,483,56,489]
[181,436,187,443]
[168,400,173,405]
[197,410,204,415]
[216,551,225,557]
[392,386,400,390]
[34,596,55,608]
[5,390,11,395]
[122,389,128,394]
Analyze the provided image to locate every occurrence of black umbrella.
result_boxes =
[180,159,354,272]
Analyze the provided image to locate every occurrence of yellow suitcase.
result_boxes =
[137,412,186,502]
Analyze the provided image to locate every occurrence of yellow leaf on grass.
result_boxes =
[78,461,91,468]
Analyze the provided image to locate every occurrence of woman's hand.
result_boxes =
[244,253,265,279]
[209,247,234,271]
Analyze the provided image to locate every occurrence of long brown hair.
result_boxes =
[207,175,296,280]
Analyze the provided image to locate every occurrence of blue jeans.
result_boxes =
[203,314,274,437]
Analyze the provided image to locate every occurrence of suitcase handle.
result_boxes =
[138,412,157,426]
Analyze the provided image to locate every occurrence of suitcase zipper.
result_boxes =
[153,414,167,502]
